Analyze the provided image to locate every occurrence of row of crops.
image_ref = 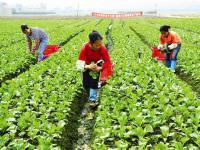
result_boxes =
[126,19,200,86]
[0,19,109,149]
[0,18,199,149]
[0,19,91,85]
[91,20,200,149]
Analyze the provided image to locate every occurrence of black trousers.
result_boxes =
[82,70,100,90]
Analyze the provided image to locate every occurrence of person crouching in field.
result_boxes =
[76,30,111,103]
[157,25,182,72]
[21,24,48,62]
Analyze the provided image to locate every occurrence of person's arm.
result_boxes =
[93,46,111,72]
[101,46,111,64]
[26,35,32,52]
[168,34,178,50]
[160,35,165,45]
[32,39,40,51]
[76,45,86,71]
[85,64,96,70]
[31,39,40,54]
[76,44,96,71]
[158,35,165,50]
[27,39,32,52]
[31,29,41,52]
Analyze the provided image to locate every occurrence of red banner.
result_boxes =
[92,12,143,18]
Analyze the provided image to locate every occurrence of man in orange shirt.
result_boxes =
[158,25,182,72]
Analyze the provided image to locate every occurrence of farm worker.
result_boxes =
[76,30,111,103]
[21,24,48,62]
[157,25,182,72]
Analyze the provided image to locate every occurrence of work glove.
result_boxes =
[76,60,85,72]
[157,44,164,50]
[168,43,177,50]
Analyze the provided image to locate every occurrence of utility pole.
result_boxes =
[155,3,158,16]
[77,0,79,17]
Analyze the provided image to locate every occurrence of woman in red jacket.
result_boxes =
[158,25,182,72]
[76,31,111,102]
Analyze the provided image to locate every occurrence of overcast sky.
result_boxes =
[2,0,200,12]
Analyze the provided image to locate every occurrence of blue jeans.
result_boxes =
[89,88,97,102]
[82,70,99,102]
[38,39,48,61]
[165,44,181,70]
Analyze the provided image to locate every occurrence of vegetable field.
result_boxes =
[0,18,199,150]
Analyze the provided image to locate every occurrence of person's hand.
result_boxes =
[160,50,165,54]
[90,64,98,72]
[85,64,97,70]
[31,49,35,55]
[93,66,102,72]
[168,44,177,50]
[99,80,107,87]
[157,44,164,50]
